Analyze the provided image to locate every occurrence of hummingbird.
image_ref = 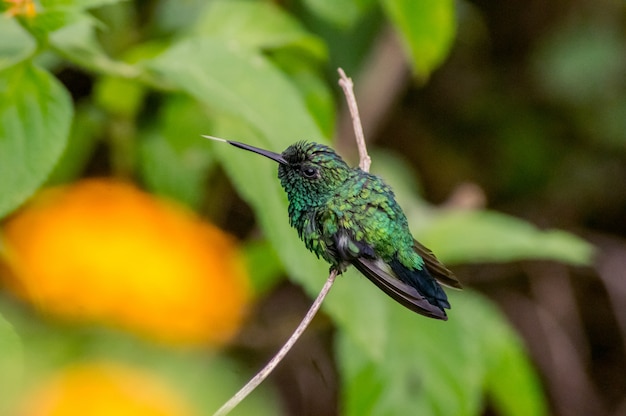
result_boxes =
[204,136,462,320]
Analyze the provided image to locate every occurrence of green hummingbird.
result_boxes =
[205,136,461,320]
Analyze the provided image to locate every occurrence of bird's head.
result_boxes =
[277,141,350,203]
[203,136,351,209]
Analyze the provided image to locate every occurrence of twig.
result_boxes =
[213,270,338,416]
[212,68,368,416]
[338,68,371,173]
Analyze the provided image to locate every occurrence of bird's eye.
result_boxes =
[302,166,318,179]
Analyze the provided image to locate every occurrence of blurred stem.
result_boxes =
[108,117,136,179]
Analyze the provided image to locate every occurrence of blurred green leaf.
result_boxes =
[243,239,284,295]
[40,0,127,8]
[368,149,425,205]
[339,292,481,416]
[158,95,214,153]
[94,76,145,116]
[589,99,626,147]
[533,20,626,106]
[92,41,167,116]
[148,37,324,148]
[138,129,213,210]
[532,19,626,148]
[50,17,140,77]
[0,313,22,416]
[194,0,327,60]
[484,324,548,416]
[270,51,335,138]
[339,290,547,416]
[138,95,216,209]
[0,19,36,70]
[0,63,72,218]
[302,0,373,28]
[418,210,594,266]
[22,0,126,39]
[72,0,130,8]
[27,7,84,36]
[382,0,456,78]
[46,103,105,185]
[372,149,594,266]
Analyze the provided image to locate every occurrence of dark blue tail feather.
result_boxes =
[389,258,450,310]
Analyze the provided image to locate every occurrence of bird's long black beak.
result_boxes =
[202,135,288,165]
[227,141,288,165]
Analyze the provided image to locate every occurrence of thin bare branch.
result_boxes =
[338,68,371,173]
[212,271,338,416]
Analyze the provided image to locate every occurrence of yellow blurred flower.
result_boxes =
[4,0,36,17]
[20,362,193,416]
[1,179,251,346]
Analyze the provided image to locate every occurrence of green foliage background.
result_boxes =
[2,0,622,414]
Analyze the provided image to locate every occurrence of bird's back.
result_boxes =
[324,170,459,315]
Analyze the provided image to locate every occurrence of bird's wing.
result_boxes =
[331,229,448,320]
[352,257,448,320]
[413,239,462,289]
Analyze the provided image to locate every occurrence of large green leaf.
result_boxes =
[371,150,595,266]
[137,95,216,209]
[301,0,372,28]
[533,21,625,106]
[0,63,72,218]
[50,17,140,78]
[382,0,457,78]
[0,19,36,70]
[482,320,548,416]
[147,37,324,149]
[146,36,330,288]
[418,210,594,266]
[45,103,104,185]
[242,239,284,295]
[270,52,336,138]
[138,130,214,210]
[192,0,326,60]
[338,290,548,416]
[72,0,130,8]
[30,0,129,35]
[40,0,128,8]
[21,0,126,39]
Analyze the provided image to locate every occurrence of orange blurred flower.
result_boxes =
[20,362,193,416]
[1,179,251,346]
[4,0,36,17]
